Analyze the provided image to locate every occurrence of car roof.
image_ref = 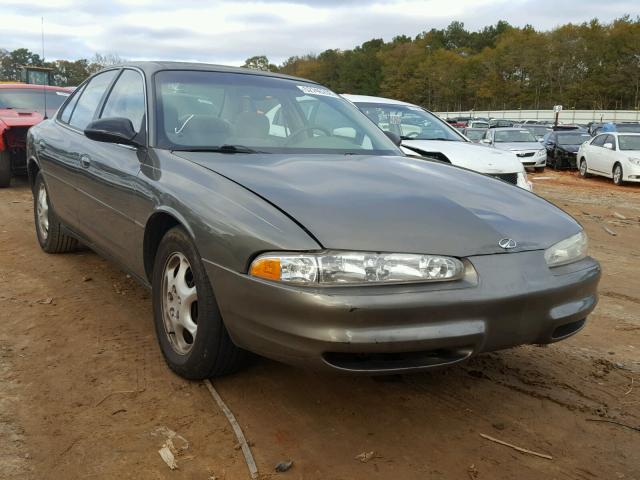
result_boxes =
[491,127,531,131]
[105,61,316,84]
[610,132,640,136]
[0,83,72,91]
[341,93,417,107]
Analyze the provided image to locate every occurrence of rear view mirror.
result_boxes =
[85,117,139,147]
[603,142,613,150]
[384,131,402,147]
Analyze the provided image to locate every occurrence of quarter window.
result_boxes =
[59,84,85,124]
[100,69,145,133]
[68,70,118,130]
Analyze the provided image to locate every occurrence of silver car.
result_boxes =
[483,127,547,172]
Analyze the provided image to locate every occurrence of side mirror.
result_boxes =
[603,142,613,150]
[384,131,402,147]
[85,117,139,147]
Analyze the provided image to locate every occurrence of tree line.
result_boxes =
[0,48,124,87]
[3,16,639,111]
[249,17,640,111]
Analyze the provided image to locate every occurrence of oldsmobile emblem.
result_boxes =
[499,238,517,249]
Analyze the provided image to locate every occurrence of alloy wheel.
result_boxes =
[36,182,49,240]
[613,165,622,185]
[161,252,199,355]
[580,160,587,177]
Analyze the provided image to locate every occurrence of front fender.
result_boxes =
[141,149,322,274]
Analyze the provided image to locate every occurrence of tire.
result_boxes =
[548,155,556,169]
[579,158,590,178]
[152,226,248,379]
[33,172,78,253]
[0,150,11,188]
[534,166,545,173]
[613,163,624,186]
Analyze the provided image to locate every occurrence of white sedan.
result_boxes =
[577,132,640,185]
[342,94,532,191]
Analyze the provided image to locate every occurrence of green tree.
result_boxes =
[243,55,277,72]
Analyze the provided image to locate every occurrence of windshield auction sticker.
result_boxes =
[297,85,339,98]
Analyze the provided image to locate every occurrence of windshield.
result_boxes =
[464,129,486,141]
[154,71,399,155]
[470,121,489,128]
[0,88,70,115]
[557,133,591,145]
[616,124,640,133]
[352,102,465,142]
[494,130,536,143]
[525,126,550,137]
[618,135,640,151]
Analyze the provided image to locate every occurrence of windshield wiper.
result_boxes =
[172,145,270,154]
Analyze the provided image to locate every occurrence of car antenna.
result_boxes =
[41,16,48,119]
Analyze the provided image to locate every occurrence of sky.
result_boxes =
[0,0,636,66]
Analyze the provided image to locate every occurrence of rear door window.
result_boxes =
[69,70,119,130]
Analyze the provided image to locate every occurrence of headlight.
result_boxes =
[249,251,465,285]
[517,171,532,191]
[628,157,640,166]
[537,149,546,157]
[544,231,588,267]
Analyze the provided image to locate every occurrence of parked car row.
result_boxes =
[24,62,600,378]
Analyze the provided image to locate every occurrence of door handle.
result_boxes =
[80,154,91,169]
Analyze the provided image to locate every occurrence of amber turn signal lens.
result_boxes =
[249,258,281,281]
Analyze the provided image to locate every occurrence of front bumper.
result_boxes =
[623,162,640,182]
[513,151,546,167]
[205,251,600,374]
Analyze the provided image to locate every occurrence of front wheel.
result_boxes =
[534,166,545,173]
[579,158,590,177]
[613,163,624,186]
[0,150,11,188]
[152,227,248,379]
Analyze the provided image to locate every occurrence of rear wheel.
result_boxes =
[613,163,624,186]
[33,172,78,253]
[152,227,248,379]
[0,150,11,188]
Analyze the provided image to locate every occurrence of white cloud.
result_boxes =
[0,0,635,65]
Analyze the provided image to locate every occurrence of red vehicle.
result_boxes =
[0,84,72,187]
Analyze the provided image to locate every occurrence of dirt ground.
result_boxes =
[1,170,639,480]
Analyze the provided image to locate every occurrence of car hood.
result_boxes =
[400,140,523,174]
[176,153,581,257]
[557,144,581,153]
[0,109,44,127]
[495,142,542,151]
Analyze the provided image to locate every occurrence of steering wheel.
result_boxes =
[285,126,331,145]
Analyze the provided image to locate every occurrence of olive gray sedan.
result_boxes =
[26,62,601,378]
